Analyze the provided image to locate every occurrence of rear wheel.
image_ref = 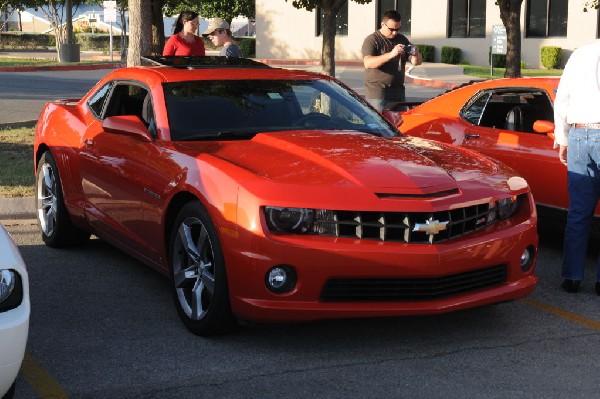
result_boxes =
[169,201,237,335]
[36,151,90,247]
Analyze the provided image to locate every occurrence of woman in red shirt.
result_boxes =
[163,11,206,56]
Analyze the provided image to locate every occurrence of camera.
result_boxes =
[405,45,416,56]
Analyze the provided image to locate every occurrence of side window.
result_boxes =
[461,89,554,132]
[104,83,149,121]
[102,83,155,137]
[87,82,113,118]
[460,92,490,126]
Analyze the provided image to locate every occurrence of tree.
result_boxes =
[0,1,17,31]
[150,0,165,55]
[584,1,599,11]
[163,0,255,26]
[19,0,86,61]
[127,0,152,66]
[496,0,522,78]
[285,0,372,77]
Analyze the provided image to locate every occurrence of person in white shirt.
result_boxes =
[553,40,600,294]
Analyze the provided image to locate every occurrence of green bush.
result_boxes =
[0,32,54,49]
[236,37,255,58]
[488,47,506,68]
[416,44,434,62]
[441,46,461,64]
[541,46,562,69]
[76,33,126,51]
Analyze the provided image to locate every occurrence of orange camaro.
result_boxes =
[399,77,600,229]
[34,57,538,335]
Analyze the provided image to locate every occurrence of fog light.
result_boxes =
[265,265,297,294]
[520,246,535,272]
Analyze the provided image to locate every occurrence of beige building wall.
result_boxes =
[257,0,600,68]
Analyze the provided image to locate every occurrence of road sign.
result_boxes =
[492,24,507,55]
[103,0,117,23]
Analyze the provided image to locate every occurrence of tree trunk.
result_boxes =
[321,8,336,76]
[120,8,128,60]
[498,0,522,78]
[64,0,74,44]
[127,0,152,66]
[151,0,165,56]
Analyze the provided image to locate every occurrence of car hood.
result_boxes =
[178,131,502,194]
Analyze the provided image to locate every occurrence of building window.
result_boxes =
[376,1,412,36]
[316,1,348,36]
[448,0,486,38]
[526,0,568,37]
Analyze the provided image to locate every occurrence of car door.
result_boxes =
[457,88,569,211]
[78,81,157,261]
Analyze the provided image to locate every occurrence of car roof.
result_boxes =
[105,56,332,85]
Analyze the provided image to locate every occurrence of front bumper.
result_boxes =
[0,291,29,396]
[224,216,538,323]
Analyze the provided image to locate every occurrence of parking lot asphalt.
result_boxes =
[0,53,476,220]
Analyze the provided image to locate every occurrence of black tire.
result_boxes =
[36,151,90,247]
[169,201,237,335]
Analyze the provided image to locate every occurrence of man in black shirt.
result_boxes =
[361,10,422,112]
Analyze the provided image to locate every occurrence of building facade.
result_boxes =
[256,0,599,68]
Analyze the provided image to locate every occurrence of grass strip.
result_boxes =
[0,127,35,197]
[463,65,563,79]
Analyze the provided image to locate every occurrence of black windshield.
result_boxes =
[163,79,399,141]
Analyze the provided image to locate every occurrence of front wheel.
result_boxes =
[36,151,90,247]
[169,201,237,335]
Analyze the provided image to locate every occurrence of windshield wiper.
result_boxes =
[179,130,258,141]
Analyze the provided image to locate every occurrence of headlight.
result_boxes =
[265,207,315,233]
[0,269,23,311]
[496,195,520,220]
[264,207,337,234]
[0,270,15,302]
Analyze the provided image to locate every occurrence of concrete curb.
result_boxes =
[0,120,37,130]
[0,62,123,73]
[0,197,36,220]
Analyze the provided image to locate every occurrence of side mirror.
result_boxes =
[532,120,554,134]
[382,110,403,127]
[102,115,153,142]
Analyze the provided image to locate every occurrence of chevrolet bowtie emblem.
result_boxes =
[413,220,449,235]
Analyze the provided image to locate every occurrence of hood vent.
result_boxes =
[376,188,460,199]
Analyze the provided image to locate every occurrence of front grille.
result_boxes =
[320,265,507,302]
[314,202,493,244]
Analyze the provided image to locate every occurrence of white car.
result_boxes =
[0,224,30,399]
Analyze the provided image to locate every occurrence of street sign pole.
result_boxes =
[110,22,113,61]
[103,0,117,61]
[491,24,507,78]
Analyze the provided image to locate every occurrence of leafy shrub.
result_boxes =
[416,44,434,62]
[488,46,507,68]
[441,46,461,64]
[76,33,125,51]
[541,46,562,69]
[236,37,256,58]
[0,32,54,49]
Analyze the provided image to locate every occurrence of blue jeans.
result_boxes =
[562,128,600,281]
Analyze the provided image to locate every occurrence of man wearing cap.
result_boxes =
[203,18,243,58]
